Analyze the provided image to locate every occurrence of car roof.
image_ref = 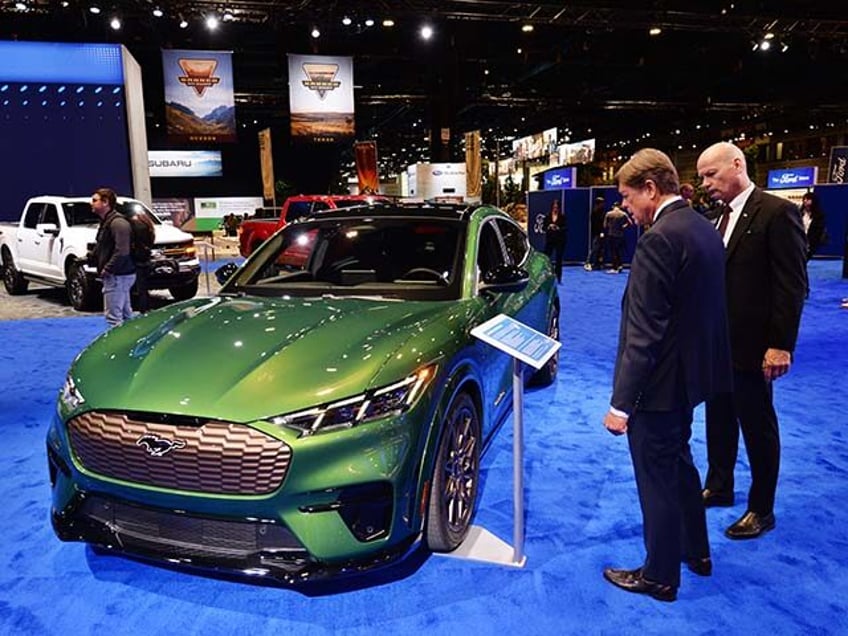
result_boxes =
[302,201,488,223]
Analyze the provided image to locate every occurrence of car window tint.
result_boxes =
[63,202,100,226]
[42,204,60,226]
[496,219,528,266]
[23,203,44,228]
[286,201,313,223]
[477,221,505,273]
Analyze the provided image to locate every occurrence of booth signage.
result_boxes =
[543,167,576,190]
[148,150,222,177]
[828,146,848,184]
[767,166,817,189]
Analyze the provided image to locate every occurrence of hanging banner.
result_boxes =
[288,54,354,143]
[465,130,482,201]
[354,141,379,193]
[258,128,275,204]
[828,146,848,184]
[162,49,236,143]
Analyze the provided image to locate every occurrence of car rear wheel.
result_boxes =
[426,392,481,552]
[169,279,198,301]
[2,249,28,295]
[531,305,559,386]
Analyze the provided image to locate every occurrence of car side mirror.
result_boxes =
[479,264,529,293]
[36,223,60,237]
[215,262,239,285]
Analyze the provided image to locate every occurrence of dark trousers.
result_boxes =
[607,236,624,270]
[134,262,151,313]
[627,407,709,587]
[704,370,779,514]
[586,235,605,267]
[545,241,564,282]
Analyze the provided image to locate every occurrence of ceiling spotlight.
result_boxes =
[781,42,789,52]
[205,15,219,30]
[759,40,771,51]
[152,7,163,18]
[14,1,26,11]
[89,5,101,14]
[649,26,662,36]
[365,18,374,27]
[420,25,434,40]
[342,16,352,26]
[223,11,234,21]
[179,16,188,29]
[311,27,321,38]
[764,32,775,40]
[382,18,395,27]
[521,24,533,33]
[110,17,121,30]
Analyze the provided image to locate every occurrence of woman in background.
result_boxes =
[544,198,567,283]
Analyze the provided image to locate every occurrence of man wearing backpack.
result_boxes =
[129,210,156,313]
[90,188,135,327]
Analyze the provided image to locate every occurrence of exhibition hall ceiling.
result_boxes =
[2,1,847,169]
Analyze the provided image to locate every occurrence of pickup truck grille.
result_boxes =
[68,411,291,495]
[153,241,196,261]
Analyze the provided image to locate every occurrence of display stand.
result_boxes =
[439,313,560,568]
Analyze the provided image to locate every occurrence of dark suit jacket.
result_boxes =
[612,200,732,414]
[723,188,807,370]
[544,209,567,247]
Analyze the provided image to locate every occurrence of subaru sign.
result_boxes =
[767,166,817,190]
[543,167,576,190]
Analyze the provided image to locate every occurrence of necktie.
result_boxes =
[717,205,731,239]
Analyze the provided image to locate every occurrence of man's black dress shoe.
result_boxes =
[702,488,734,508]
[686,557,712,576]
[725,511,776,539]
[603,567,677,602]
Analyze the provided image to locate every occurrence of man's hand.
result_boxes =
[762,347,792,381]
[604,411,628,436]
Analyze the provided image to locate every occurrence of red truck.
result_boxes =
[238,194,389,257]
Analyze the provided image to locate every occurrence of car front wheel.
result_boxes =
[66,262,98,311]
[425,392,481,552]
[169,279,199,301]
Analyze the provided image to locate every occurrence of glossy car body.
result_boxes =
[47,202,559,583]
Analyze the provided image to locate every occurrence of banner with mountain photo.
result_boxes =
[162,49,236,143]
[288,54,354,143]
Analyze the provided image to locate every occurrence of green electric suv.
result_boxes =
[48,201,560,582]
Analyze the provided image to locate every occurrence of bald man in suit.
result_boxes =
[603,149,732,602]
[697,142,807,539]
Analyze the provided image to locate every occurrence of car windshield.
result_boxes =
[223,216,464,301]
[62,200,161,226]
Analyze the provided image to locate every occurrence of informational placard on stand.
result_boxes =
[440,314,560,568]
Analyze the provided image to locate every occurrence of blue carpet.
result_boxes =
[1,260,847,634]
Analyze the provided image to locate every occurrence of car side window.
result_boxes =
[23,203,45,229]
[477,220,506,275]
[42,204,60,227]
[496,219,528,266]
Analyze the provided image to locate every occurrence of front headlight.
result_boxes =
[273,364,437,437]
[59,375,85,411]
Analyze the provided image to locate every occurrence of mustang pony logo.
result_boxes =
[136,434,186,457]
[177,59,221,97]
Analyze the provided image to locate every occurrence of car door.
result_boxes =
[495,217,548,333]
[40,203,65,281]
[17,202,49,277]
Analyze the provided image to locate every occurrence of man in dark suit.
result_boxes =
[697,142,807,539]
[603,149,732,602]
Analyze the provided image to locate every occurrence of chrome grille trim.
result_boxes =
[68,411,291,495]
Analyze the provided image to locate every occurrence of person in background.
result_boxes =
[543,198,567,283]
[602,148,731,602]
[130,211,156,314]
[697,141,807,539]
[90,188,136,327]
[585,196,607,271]
[680,182,695,203]
[799,191,827,261]
[603,201,631,273]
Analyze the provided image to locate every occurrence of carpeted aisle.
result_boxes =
[1,260,846,635]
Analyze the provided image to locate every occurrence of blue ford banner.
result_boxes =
[828,146,848,184]
[767,166,817,189]
[543,167,576,189]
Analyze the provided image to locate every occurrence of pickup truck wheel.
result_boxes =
[67,262,98,311]
[2,250,28,295]
[169,279,199,301]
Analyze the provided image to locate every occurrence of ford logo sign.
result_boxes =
[432,170,443,176]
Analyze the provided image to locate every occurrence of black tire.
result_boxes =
[425,392,481,552]
[169,278,199,301]
[531,305,560,386]
[2,249,28,295]
[66,261,99,311]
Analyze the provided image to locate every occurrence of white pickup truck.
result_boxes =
[0,195,200,311]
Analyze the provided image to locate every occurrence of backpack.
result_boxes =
[127,213,155,263]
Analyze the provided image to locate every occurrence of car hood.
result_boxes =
[71,295,466,423]
[154,223,193,244]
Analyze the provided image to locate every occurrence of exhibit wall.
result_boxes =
[0,41,150,220]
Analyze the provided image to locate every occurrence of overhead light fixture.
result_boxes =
[521,24,533,33]
[382,18,395,27]
[14,1,27,11]
[764,32,775,40]
[89,5,101,14]
[342,17,352,26]
[179,18,188,29]
[420,25,434,41]
[759,40,771,51]
[205,15,219,30]
[781,42,789,52]
[311,27,321,38]
[223,10,234,21]
[649,26,662,36]
[110,17,121,30]
[152,7,163,18]
[364,18,374,27]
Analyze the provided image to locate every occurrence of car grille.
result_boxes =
[153,241,195,261]
[78,495,307,560]
[68,411,291,495]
